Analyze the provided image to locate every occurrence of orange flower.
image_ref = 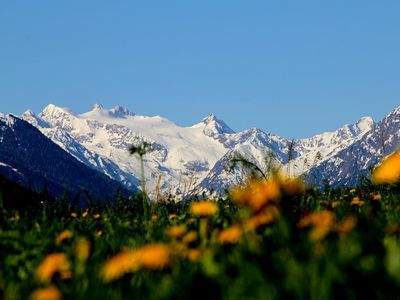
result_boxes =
[299,211,336,241]
[169,214,178,220]
[190,201,219,216]
[218,225,241,244]
[165,225,186,239]
[182,231,198,244]
[101,244,171,282]
[244,207,279,231]
[36,253,71,283]
[101,251,141,282]
[136,244,171,270]
[186,248,202,262]
[231,179,280,212]
[351,197,365,207]
[372,151,400,184]
[336,216,357,236]
[372,194,382,201]
[55,230,73,244]
[30,285,61,300]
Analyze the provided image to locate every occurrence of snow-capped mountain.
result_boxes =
[0,113,132,201]
[18,103,385,199]
[306,107,400,187]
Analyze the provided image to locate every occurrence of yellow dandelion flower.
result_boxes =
[231,179,281,212]
[70,212,78,218]
[336,216,357,237]
[96,230,103,237]
[75,238,90,262]
[186,248,202,262]
[101,243,171,282]
[93,213,101,219]
[136,244,171,270]
[218,225,241,244]
[373,194,382,201]
[101,251,141,282]
[36,253,71,283]
[249,180,280,211]
[331,201,341,208]
[350,189,357,193]
[30,285,61,300]
[169,213,178,220]
[190,201,219,217]
[372,151,400,184]
[55,230,73,244]
[244,207,279,231]
[182,231,197,244]
[299,211,336,241]
[82,211,89,218]
[165,224,186,239]
[351,197,365,207]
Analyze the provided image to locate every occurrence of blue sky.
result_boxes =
[1,1,399,138]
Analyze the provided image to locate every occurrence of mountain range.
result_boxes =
[0,103,393,201]
[0,112,132,203]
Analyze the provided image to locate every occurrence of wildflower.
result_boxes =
[101,251,141,282]
[350,189,357,193]
[244,207,279,230]
[351,197,365,207]
[336,216,357,237]
[190,201,219,217]
[373,194,382,201]
[30,285,61,300]
[218,225,241,244]
[186,248,202,262]
[169,214,178,220]
[231,179,280,212]
[101,244,171,282]
[96,230,103,237]
[331,201,341,208]
[36,253,71,283]
[151,214,159,221]
[372,151,400,184]
[70,212,78,218]
[166,225,186,239]
[75,238,90,262]
[299,211,336,241]
[82,210,89,218]
[182,231,197,244]
[93,213,101,219]
[55,230,73,244]
[136,244,171,270]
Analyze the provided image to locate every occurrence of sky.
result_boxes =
[1,1,400,139]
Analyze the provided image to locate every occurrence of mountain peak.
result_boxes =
[22,109,35,117]
[40,104,75,118]
[355,116,374,132]
[109,105,135,117]
[198,113,235,135]
[92,103,104,110]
